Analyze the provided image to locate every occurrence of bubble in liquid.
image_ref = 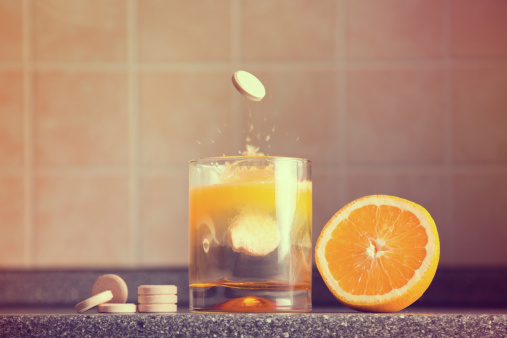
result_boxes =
[203,238,210,253]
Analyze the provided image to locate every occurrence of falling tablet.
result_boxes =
[232,70,266,101]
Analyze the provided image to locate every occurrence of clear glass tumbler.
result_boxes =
[189,156,312,312]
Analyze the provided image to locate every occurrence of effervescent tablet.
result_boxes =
[98,303,137,313]
[75,290,113,313]
[91,274,128,303]
[138,285,177,295]
[232,70,266,101]
[138,294,178,304]
[138,303,177,313]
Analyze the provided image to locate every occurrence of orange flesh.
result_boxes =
[324,204,428,296]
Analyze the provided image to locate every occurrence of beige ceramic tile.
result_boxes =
[0,71,23,166]
[451,0,507,57]
[138,0,231,62]
[452,172,507,266]
[347,68,446,165]
[139,174,188,267]
[0,175,26,267]
[33,71,129,166]
[139,70,235,167]
[34,173,131,267]
[346,0,445,60]
[241,0,338,61]
[346,171,454,266]
[33,0,127,62]
[0,0,22,62]
[312,168,347,251]
[451,66,507,164]
[240,70,341,165]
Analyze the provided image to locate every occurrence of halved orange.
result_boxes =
[315,195,440,312]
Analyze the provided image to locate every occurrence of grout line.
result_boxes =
[33,168,131,175]
[0,168,25,175]
[25,62,131,70]
[346,164,451,175]
[443,0,456,264]
[230,0,243,152]
[443,0,453,169]
[138,166,188,176]
[128,0,140,267]
[21,0,34,268]
[231,0,241,64]
[14,162,505,176]
[337,0,348,204]
[3,58,507,72]
[0,63,24,70]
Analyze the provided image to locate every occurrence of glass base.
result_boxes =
[190,285,312,313]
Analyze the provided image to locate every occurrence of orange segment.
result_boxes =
[315,195,440,312]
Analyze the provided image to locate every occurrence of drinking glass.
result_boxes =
[189,156,312,312]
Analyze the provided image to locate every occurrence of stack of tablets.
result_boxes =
[138,285,178,313]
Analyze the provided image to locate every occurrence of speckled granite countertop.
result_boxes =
[1,307,507,337]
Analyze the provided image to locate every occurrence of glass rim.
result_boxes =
[189,156,311,165]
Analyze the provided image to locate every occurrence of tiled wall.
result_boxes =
[1,0,506,268]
